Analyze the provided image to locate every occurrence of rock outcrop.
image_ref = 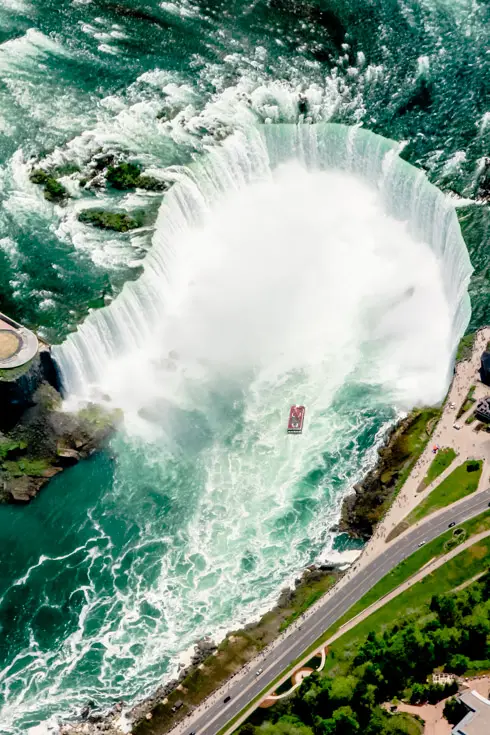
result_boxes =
[338,408,438,539]
[0,349,119,503]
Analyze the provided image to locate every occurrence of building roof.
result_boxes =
[0,311,38,370]
[476,396,490,414]
[452,690,490,735]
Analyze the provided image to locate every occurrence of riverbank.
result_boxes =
[57,403,446,734]
[119,331,486,734]
[59,564,342,734]
[338,406,442,540]
[0,334,119,503]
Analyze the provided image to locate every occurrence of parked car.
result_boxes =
[448,521,456,528]
[224,696,231,703]
[255,668,263,677]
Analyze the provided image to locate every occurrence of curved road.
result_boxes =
[179,487,490,735]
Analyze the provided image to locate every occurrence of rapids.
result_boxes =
[0,0,487,732]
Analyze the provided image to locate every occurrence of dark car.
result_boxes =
[224,696,231,703]
[448,521,456,528]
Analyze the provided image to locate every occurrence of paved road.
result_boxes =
[180,488,490,735]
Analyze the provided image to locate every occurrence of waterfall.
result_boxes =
[54,123,472,397]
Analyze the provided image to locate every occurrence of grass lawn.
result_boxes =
[391,408,442,498]
[456,332,476,362]
[323,535,490,676]
[298,508,490,660]
[216,510,490,734]
[421,447,457,489]
[386,714,423,735]
[407,459,482,526]
[457,385,476,419]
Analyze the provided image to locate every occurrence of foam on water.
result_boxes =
[1,123,456,730]
[56,124,471,404]
[0,0,487,728]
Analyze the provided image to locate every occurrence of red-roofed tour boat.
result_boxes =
[287,405,305,434]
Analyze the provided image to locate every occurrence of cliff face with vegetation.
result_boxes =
[338,408,441,539]
[0,351,118,502]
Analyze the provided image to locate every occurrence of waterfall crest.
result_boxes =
[54,124,472,396]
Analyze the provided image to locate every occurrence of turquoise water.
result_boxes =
[0,0,488,731]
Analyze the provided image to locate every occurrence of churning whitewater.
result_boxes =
[0,124,456,730]
[0,0,487,730]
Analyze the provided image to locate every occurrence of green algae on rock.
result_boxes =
[1,352,121,503]
[78,208,145,232]
[106,162,169,191]
[29,169,69,203]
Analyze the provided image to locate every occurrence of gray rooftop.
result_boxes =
[452,690,490,735]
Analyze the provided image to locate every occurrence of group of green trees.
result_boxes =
[240,570,490,735]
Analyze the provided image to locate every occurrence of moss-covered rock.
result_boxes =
[51,162,81,177]
[29,168,68,203]
[78,208,144,232]
[106,162,168,191]
[44,178,68,203]
[136,174,169,191]
[29,169,50,185]
[106,162,143,189]
[0,438,27,460]
[0,382,121,503]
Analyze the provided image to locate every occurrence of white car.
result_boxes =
[453,423,461,430]
[255,668,263,676]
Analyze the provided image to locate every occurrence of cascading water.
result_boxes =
[55,124,471,399]
[0,121,473,733]
[0,0,487,730]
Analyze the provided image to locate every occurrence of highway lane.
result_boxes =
[180,488,490,735]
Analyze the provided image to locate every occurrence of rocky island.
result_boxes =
[0,311,118,503]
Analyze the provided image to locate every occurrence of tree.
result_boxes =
[463,616,490,659]
[448,653,469,675]
[430,594,456,626]
[365,707,389,735]
[409,682,427,704]
[330,676,357,707]
[332,706,360,734]
[480,570,490,601]
[259,716,314,735]
[355,631,383,666]
[429,626,461,661]
[443,697,468,725]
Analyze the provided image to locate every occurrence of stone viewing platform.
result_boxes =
[0,312,39,371]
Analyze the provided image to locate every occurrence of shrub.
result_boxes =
[443,697,467,725]
[448,654,469,675]
[106,162,142,189]
[78,209,144,232]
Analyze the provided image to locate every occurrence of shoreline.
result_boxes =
[3,327,483,735]
[59,403,432,735]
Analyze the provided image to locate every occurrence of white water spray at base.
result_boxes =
[55,124,471,414]
[37,122,473,727]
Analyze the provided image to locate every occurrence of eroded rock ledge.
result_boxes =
[338,407,440,540]
[0,351,119,503]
